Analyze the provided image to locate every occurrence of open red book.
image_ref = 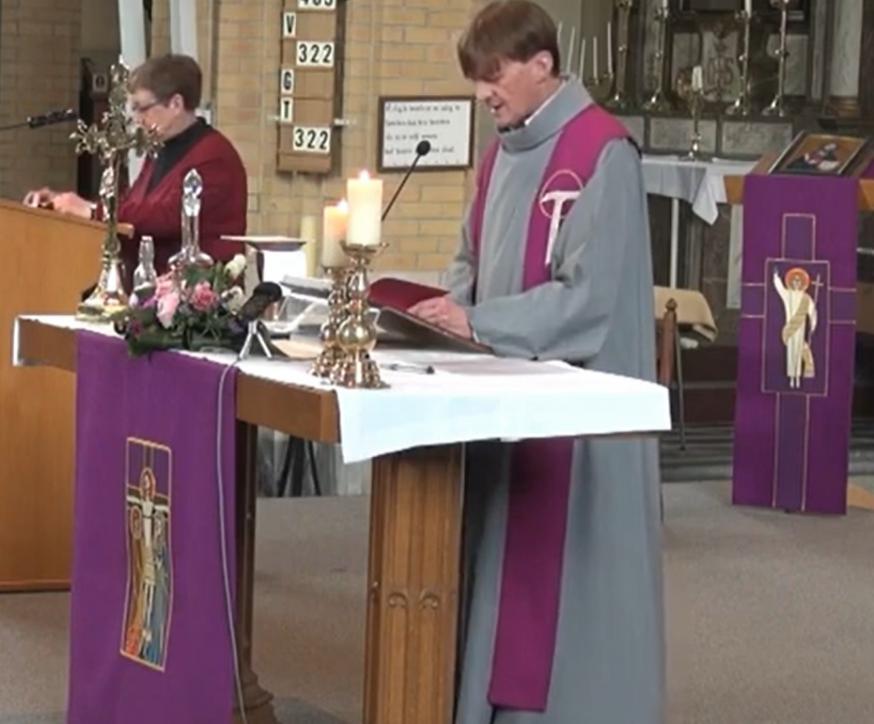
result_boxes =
[369,277,490,353]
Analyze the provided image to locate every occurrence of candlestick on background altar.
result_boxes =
[744,0,752,15]
[579,36,586,80]
[607,21,613,77]
[566,26,576,74]
[322,199,349,268]
[593,34,599,81]
[346,171,383,247]
[692,65,703,91]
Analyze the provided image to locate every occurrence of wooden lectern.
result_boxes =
[0,200,131,590]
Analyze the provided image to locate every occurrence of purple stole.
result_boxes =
[470,104,629,711]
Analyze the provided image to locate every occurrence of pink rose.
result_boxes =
[155,274,176,298]
[156,290,180,328]
[190,281,219,312]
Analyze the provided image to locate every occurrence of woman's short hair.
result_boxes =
[130,54,202,110]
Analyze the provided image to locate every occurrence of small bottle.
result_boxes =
[133,235,158,295]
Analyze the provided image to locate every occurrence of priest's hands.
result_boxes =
[408,295,473,339]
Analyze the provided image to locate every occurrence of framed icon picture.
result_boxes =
[769,132,870,177]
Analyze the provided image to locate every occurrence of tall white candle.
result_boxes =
[593,34,598,80]
[607,21,613,76]
[579,36,586,80]
[346,170,383,247]
[300,214,318,276]
[321,199,349,268]
[662,0,669,9]
[744,0,753,15]
[692,65,703,91]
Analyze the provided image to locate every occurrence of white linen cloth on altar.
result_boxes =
[641,155,754,307]
[14,316,671,463]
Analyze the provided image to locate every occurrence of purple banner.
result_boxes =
[70,332,237,723]
[732,174,858,514]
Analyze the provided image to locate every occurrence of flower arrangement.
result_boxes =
[113,254,250,356]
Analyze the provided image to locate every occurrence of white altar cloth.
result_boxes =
[14,315,671,463]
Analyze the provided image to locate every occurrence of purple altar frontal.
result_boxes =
[69,332,238,723]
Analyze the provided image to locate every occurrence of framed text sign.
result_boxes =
[378,96,475,172]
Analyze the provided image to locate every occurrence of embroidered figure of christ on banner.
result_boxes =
[69,332,237,724]
[122,440,172,670]
[732,174,858,514]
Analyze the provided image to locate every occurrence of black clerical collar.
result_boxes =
[147,118,211,192]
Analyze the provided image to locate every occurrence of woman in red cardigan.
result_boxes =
[24,54,247,285]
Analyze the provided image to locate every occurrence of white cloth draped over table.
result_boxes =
[641,154,755,308]
[12,315,671,464]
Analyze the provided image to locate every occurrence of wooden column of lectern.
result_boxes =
[0,201,131,590]
[16,319,463,724]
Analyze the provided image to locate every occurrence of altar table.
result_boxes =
[14,315,670,724]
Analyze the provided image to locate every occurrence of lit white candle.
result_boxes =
[579,36,586,80]
[346,170,383,247]
[593,34,598,80]
[321,199,349,268]
[607,21,613,76]
[744,0,752,15]
[692,65,703,91]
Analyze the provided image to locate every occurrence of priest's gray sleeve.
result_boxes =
[444,207,476,305]
[467,140,649,364]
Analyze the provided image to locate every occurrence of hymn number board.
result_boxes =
[278,0,345,173]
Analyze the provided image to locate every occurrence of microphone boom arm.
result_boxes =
[381,153,424,222]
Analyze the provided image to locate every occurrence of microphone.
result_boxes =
[27,108,77,128]
[237,282,283,322]
[0,108,78,133]
[381,139,432,221]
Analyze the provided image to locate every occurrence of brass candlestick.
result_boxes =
[333,242,386,389]
[686,87,708,160]
[762,0,790,117]
[605,0,634,110]
[71,60,161,321]
[726,9,753,116]
[644,5,673,112]
[310,266,349,378]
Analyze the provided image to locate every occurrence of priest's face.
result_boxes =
[473,52,558,130]
[130,89,188,141]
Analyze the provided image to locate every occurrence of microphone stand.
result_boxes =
[0,110,77,133]
[381,145,430,221]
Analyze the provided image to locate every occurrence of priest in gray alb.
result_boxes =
[408,1,665,722]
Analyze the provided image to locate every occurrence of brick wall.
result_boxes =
[207,0,479,274]
[0,0,82,199]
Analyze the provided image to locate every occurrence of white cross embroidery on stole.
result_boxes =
[541,190,580,265]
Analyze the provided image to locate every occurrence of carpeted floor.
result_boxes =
[1,481,873,723]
